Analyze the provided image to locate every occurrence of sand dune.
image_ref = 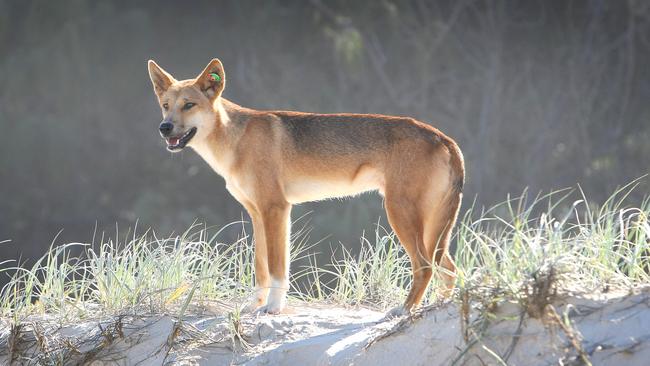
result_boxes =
[2,287,649,365]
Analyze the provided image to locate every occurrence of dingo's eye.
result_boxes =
[162,103,169,110]
[182,102,196,111]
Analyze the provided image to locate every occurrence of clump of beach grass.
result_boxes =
[0,181,648,358]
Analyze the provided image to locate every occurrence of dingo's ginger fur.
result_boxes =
[148,58,464,314]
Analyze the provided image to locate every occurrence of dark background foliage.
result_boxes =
[1,0,649,268]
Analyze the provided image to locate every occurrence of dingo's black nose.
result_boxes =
[159,121,174,136]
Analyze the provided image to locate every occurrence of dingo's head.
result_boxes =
[147,59,226,152]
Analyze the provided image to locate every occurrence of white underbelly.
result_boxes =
[284,169,383,204]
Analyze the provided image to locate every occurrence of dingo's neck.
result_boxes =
[190,98,250,177]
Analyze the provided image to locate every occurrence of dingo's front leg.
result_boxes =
[241,209,271,313]
[258,201,291,314]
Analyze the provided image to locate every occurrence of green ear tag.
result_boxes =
[209,73,221,82]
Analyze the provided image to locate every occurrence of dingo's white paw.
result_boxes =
[259,293,286,314]
[256,279,287,315]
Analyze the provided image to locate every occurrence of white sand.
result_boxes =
[1,288,649,365]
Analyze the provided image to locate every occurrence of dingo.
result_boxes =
[148,58,464,315]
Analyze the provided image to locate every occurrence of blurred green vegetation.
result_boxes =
[0,1,649,266]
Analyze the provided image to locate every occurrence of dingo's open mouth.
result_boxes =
[166,127,197,151]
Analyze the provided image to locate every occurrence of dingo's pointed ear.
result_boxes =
[195,58,225,101]
[148,60,175,97]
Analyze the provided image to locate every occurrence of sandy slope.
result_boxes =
[1,288,649,365]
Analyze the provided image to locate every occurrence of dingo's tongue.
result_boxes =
[169,137,180,145]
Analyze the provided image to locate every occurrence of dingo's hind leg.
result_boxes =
[384,144,462,314]
[384,191,432,314]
